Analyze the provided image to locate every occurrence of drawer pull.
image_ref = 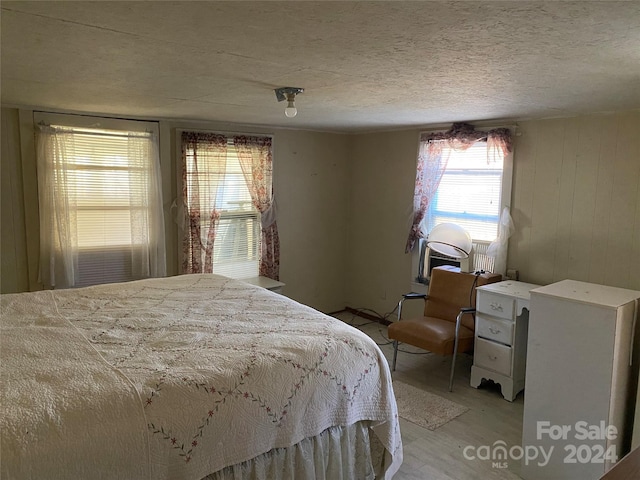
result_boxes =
[490,302,503,312]
[489,326,501,335]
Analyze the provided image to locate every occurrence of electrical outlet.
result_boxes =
[506,269,519,281]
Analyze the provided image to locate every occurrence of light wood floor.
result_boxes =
[334,312,525,480]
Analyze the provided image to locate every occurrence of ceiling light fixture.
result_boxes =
[274,87,304,118]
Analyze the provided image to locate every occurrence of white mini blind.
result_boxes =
[424,142,504,242]
[184,139,260,279]
[67,129,149,248]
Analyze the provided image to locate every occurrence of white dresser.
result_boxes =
[521,280,640,480]
[470,280,541,401]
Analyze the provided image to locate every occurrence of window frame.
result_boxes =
[33,112,162,287]
[176,129,272,279]
[34,112,158,137]
[422,142,511,242]
[410,127,514,291]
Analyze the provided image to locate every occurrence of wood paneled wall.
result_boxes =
[346,111,639,316]
[0,109,30,293]
[509,111,640,290]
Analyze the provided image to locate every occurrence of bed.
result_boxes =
[1,274,402,479]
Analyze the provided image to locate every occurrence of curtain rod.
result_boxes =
[37,121,154,138]
[419,124,518,135]
[177,127,273,139]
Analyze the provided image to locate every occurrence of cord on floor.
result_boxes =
[332,307,430,354]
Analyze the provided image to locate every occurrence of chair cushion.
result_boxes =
[388,316,474,355]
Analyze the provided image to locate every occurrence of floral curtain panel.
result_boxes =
[405,123,513,253]
[233,135,280,280]
[180,131,228,273]
[181,132,280,280]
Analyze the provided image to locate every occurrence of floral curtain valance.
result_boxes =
[420,122,512,159]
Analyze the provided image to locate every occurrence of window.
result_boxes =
[407,124,513,284]
[36,113,165,288]
[183,139,260,278]
[180,132,277,280]
[421,142,507,242]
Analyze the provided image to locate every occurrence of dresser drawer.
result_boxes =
[474,338,512,376]
[477,291,514,320]
[476,314,514,346]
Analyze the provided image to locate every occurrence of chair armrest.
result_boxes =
[454,308,477,343]
[397,293,428,321]
[403,292,427,300]
[455,308,476,327]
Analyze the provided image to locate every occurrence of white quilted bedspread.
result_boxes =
[1,274,402,479]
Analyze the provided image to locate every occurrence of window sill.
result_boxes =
[242,276,285,293]
[409,281,428,295]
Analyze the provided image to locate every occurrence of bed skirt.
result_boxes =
[202,421,386,480]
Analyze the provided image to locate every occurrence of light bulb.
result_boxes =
[284,98,297,118]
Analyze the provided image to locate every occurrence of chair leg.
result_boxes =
[449,339,459,392]
[392,341,398,371]
[449,312,464,392]
[449,309,475,392]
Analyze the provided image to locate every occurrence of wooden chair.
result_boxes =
[388,266,502,391]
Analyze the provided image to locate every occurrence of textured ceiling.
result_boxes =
[2,1,639,132]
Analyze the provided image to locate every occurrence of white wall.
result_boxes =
[0,108,350,313]
[274,130,349,311]
[159,120,351,312]
[346,129,421,317]
[2,107,638,313]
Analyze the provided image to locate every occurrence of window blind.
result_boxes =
[424,142,504,242]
